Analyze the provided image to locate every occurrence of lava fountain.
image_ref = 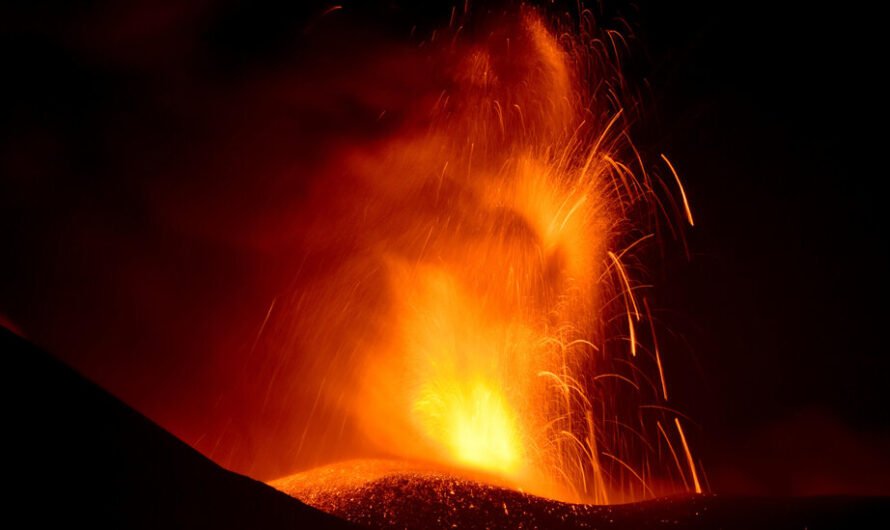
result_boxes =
[270,5,698,506]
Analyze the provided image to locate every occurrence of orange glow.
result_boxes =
[271,7,700,504]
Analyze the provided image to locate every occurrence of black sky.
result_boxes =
[634,1,889,494]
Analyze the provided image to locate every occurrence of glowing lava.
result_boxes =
[272,6,699,505]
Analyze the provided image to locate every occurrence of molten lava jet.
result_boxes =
[270,5,698,507]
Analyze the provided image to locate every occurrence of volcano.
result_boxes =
[4,326,887,529]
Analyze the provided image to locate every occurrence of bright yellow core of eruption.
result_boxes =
[415,379,522,474]
[397,269,532,481]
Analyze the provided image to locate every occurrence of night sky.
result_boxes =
[637,1,889,495]
[2,1,887,496]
